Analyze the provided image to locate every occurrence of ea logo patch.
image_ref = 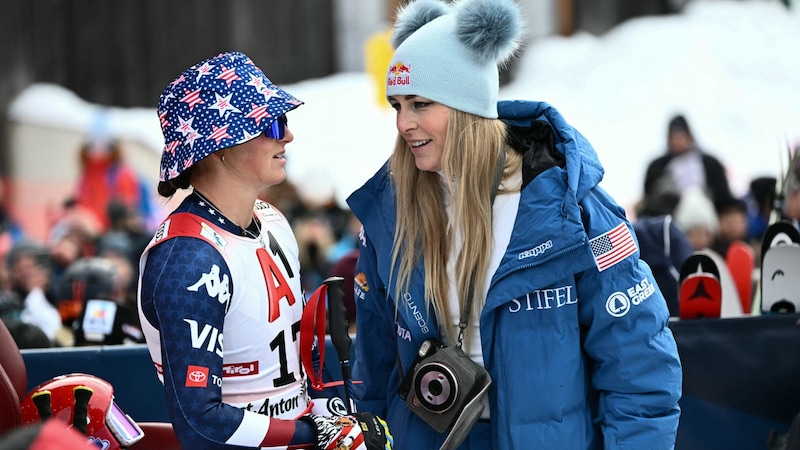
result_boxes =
[605,292,631,317]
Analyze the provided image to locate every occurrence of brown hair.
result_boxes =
[157,168,193,198]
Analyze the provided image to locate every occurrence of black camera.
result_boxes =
[398,338,491,437]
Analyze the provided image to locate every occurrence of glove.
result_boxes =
[308,412,393,450]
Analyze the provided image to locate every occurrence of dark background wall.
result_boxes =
[0,0,336,178]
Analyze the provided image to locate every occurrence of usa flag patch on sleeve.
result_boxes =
[590,222,637,271]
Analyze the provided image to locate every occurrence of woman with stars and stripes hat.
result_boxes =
[137,51,393,450]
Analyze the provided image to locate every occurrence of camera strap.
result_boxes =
[456,270,476,349]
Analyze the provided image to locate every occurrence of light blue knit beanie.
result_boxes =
[386,0,523,119]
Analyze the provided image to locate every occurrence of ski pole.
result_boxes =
[325,276,356,413]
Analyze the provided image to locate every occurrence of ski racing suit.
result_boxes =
[138,194,341,449]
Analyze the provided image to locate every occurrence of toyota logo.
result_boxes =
[189,370,207,383]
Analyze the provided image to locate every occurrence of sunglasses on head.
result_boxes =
[264,115,288,140]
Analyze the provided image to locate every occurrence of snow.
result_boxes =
[9,0,800,213]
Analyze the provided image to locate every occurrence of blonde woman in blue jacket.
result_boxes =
[346,0,682,448]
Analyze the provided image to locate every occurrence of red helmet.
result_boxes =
[20,373,144,449]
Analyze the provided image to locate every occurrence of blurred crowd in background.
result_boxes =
[0,134,362,349]
[0,111,794,350]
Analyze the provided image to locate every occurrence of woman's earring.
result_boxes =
[221,154,225,162]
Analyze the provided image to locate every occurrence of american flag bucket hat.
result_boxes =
[157,51,303,182]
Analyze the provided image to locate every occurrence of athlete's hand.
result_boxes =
[308,412,393,450]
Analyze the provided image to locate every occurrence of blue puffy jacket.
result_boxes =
[346,100,682,449]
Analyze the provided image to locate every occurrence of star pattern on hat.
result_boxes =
[217,66,241,87]
[209,124,232,145]
[208,92,242,117]
[195,62,215,82]
[157,51,304,182]
[180,88,205,111]
[246,103,272,126]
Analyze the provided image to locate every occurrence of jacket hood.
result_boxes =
[498,100,605,203]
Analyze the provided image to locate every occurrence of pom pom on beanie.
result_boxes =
[386,0,523,118]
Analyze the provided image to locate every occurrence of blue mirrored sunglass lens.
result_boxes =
[264,116,288,140]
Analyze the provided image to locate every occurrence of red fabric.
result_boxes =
[0,319,26,434]
[136,422,183,450]
[29,419,97,450]
[300,283,345,392]
[75,157,141,230]
[0,319,26,400]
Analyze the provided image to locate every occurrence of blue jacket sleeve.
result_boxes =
[576,189,682,450]
[350,229,398,417]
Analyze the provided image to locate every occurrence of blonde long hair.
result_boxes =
[389,108,522,344]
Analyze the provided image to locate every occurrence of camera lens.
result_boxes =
[414,363,458,413]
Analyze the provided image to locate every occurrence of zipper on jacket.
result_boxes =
[490,241,584,291]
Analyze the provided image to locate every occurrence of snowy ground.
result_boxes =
[9,0,800,215]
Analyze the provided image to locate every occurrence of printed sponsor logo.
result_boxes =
[519,240,553,260]
[355,272,369,293]
[187,264,231,306]
[605,292,631,317]
[387,62,412,86]
[387,75,411,86]
[256,201,282,222]
[627,278,656,305]
[605,278,656,318]
[186,365,209,388]
[243,393,303,417]
[185,319,224,357]
[388,62,411,76]
[403,292,429,334]
[153,220,171,242]
[200,222,227,248]
[223,361,259,377]
[508,285,577,312]
[396,324,412,341]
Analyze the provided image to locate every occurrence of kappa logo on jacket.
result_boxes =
[519,240,553,260]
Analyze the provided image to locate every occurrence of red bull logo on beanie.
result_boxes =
[387,62,411,87]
